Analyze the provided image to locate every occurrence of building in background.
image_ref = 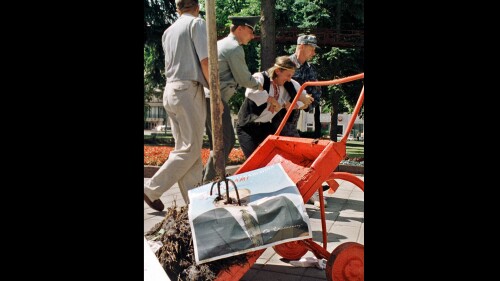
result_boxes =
[297,111,364,140]
[145,98,363,140]
[144,96,168,130]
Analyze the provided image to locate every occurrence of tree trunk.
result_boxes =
[313,104,321,138]
[329,0,343,142]
[336,0,342,33]
[205,0,225,180]
[260,0,276,70]
[329,91,341,142]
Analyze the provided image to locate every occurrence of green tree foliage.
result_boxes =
[200,0,257,28]
[276,0,329,28]
[321,48,364,114]
[144,0,177,119]
[320,47,364,139]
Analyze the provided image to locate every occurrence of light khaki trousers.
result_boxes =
[144,81,206,204]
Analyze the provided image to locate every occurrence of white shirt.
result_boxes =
[245,72,307,123]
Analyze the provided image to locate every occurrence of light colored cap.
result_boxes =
[297,34,320,49]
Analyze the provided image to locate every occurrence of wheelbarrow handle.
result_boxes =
[274,73,364,136]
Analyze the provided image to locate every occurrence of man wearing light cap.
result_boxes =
[274,34,320,138]
[297,34,320,48]
[293,35,321,138]
[202,15,263,183]
[144,0,209,211]
[276,34,324,206]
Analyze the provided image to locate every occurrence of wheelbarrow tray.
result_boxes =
[215,135,346,280]
[236,135,345,204]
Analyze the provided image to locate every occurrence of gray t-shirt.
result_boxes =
[162,13,208,88]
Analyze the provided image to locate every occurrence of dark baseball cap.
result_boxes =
[228,16,261,31]
[297,34,319,49]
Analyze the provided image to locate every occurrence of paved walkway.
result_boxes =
[144,172,364,281]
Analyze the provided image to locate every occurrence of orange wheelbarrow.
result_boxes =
[217,73,365,281]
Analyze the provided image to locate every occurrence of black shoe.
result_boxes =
[144,193,164,212]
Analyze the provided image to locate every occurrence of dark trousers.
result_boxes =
[236,121,275,158]
[203,97,236,183]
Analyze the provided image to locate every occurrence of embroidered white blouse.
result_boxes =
[245,72,307,123]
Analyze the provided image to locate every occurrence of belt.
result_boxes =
[166,80,200,85]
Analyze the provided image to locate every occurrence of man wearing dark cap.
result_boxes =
[144,0,209,211]
[227,16,261,30]
[202,15,263,183]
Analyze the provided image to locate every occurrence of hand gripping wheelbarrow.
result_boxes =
[214,73,365,281]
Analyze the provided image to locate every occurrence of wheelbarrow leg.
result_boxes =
[318,183,328,249]
[325,171,364,193]
[325,176,340,194]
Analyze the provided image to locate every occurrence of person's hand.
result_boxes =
[300,94,314,107]
[307,94,314,104]
[268,96,281,107]
[272,103,282,112]
[267,96,282,113]
[298,103,309,110]
[284,101,292,110]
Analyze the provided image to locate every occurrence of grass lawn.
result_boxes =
[344,140,364,159]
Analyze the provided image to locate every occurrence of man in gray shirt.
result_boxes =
[144,0,209,211]
[203,16,263,183]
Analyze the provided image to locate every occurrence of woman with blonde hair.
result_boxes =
[236,56,312,158]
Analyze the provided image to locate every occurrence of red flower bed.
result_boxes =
[144,146,246,167]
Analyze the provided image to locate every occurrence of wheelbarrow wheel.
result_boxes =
[326,242,364,281]
[272,241,308,260]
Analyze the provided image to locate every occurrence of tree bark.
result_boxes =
[260,0,276,70]
[205,0,225,179]
[329,91,340,142]
[336,0,342,34]
[313,104,321,138]
[329,0,343,142]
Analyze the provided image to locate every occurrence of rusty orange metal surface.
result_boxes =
[328,172,364,192]
[326,242,364,281]
[235,136,345,204]
[272,240,308,260]
[215,73,364,281]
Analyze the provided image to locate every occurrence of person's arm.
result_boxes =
[245,73,270,105]
[268,96,282,111]
[201,58,222,113]
[191,18,210,85]
[200,58,210,85]
[227,47,262,90]
[289,79,311,110]
[284,99,306,110]
[298,93,314,109]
